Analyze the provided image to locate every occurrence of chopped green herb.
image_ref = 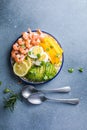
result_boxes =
[50,45,54,48]
[37,53,41,59]
[46,48,50,51]
[28,51,31,55]
[3,88,12,94]
[78,68,83,72]
[68,68,74,73]
[4,93,20,111]
[55,54,60,58]
[0,81,2,85]
[41,61,45,65]
[43,75,48,80]
[3,88,21,111]
[21,44,25,48]
[25,56,28,60]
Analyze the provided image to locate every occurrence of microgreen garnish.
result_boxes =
[25,56,28,60]
[37,54,41,59]
[0,81,2,86]
[55,54,60,58]
[46,48,50,51]
[3,88,12,94]
[68,68,74,73]
[43,75,48,80]
[21,44,25,48]
[28,51,31,55]
[50,45,54,48]
[78,68,83,72]
[41,61,45,65]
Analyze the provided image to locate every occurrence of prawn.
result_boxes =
[15,54,25,63]
[13,43,20,51]
[25,40,32,49]
[37,29,42,35]
[28,28,33,39]
[37,29,45,41]
[19,47,29,54]
[11,50,19,58]
[22,32,29,40]
[31,39,39,46]
[17,38,25,45]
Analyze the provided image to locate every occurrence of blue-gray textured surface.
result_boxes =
[0,0,87,130]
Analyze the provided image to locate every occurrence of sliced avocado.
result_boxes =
[26,62,57,82]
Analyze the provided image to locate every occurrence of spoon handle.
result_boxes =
[39,86,71,93]
[47,98,79,105]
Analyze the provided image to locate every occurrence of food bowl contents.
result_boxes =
[11,29,63,83]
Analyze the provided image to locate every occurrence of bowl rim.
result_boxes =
[10,30,64,85]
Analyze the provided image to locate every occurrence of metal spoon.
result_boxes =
[27,92,79,105]
[22,85,71,99]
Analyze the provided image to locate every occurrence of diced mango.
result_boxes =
[40,36,63,64]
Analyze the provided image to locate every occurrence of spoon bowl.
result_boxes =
[22,85,71,99]
[27,92,79,105]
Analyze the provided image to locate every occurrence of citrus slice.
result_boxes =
[24,57,32,69]
[28,46,43,58]
[13,61,29,77]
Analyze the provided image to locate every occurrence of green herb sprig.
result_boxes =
[68,68,74,73]
[3,88,21,111]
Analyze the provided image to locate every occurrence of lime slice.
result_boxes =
[13,61,29,77]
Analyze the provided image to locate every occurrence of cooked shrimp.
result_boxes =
[13,43,20,51]
[37,29,45,41]
[31,40,37,46]
[11,50,19,58]
[37,29,42,35]
[28,28,33,39]
[22,32,29,40]
[15,54,25,63]
[28,28,32,34]
[19,47,29,54]
[25,40,32,49]
[17,38,25,45]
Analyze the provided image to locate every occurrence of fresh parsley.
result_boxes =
[50,45,54,48]
[3,88,21,111]
[28,51,31,55]
[37,53,41,59]
[3,88,12,94]
[68,68,74,73]
[78,68,83,72]
[46,48,50,51]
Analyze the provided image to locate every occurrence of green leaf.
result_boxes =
[78,68,83,72]
[0,81,2,85]
[68,68,74,73]
[50,45,54,48]
[37,53,41,59]
[3,88,12,94]
[46,48,50,51]
[28,51,31,55]
[3,91,21,111]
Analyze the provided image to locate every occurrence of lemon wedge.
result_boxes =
[28,46,43,58]
[24,57,32,69]
[13,61,29,77]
